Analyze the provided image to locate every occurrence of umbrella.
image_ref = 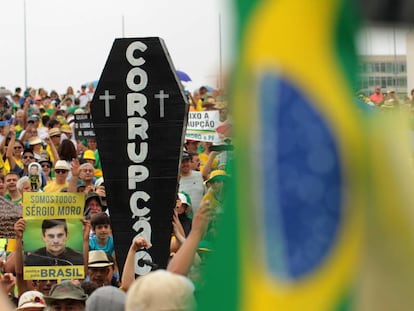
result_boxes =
[176,70,192,82]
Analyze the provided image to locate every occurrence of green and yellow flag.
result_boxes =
[199,0,365,310]
[198,0,414,310]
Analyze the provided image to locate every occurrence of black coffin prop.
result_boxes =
[90,37,188,276]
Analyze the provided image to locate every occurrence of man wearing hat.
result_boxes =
[87,250,113,287]
[84,192,107,220]
[43,160,70,192]
[201,169,229,212]
[44,281,87,311]
[82,150,103,178]
[46,128,62,163]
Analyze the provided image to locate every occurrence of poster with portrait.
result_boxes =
[22,192,85,280]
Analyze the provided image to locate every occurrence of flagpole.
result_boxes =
[218,13,223,90]
[122,14,125,37]
[23,0,28,89]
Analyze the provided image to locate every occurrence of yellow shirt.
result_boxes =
[4,158,22,174]
[199,153,218,173]
[44,181,69,193]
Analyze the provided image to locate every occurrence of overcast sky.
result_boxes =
[0,0,234,95]
[357,25,410,55]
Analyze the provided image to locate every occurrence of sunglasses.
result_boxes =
[14,146,23,149]
[23,155,34,159]
[55,169,68,174]
[41,164,50,168]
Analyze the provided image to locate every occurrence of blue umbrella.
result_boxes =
[176,70,192,82]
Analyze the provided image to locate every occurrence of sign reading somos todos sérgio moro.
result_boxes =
[23,192,85,280]
[91,38,188,276]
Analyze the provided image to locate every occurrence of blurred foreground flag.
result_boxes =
[198,0,367,310]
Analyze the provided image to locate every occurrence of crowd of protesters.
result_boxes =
[0,84,232,310]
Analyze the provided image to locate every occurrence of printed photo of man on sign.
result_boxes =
[22,192,85,280]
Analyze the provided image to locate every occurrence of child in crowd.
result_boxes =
[89,212,119,282]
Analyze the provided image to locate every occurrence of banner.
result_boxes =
[91,37,188,276]
[23,192,85,280]
[185,111,220,142]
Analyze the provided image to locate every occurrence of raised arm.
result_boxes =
[44,135,59,166]
[120,237,152,292]
[6,126,16,170]
[67,158,80,193]
[13,218,29,296]
[167,201,211,276]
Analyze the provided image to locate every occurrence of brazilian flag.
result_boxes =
[198,0,367,310]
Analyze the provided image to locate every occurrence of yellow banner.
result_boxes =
[23,192,85,219]
[24,265,85,280]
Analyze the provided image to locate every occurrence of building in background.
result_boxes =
[357,54,407,97]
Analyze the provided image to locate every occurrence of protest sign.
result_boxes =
[91,37,188,276]
[22,192,85,280]
[74,113,96,140]
[185,110,220,142]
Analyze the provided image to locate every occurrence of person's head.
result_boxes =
[189,152,200,171]
[84,192,105,219]
[28,115,40,128]
[16,109,25,124]
[58,139,77,161]
[44,281,88,311]
[375,86,381,94]
[13,139,24,157]
[48,128,62,145]
[180,152,192,176]
[60,124,72,137]
[90,212,111,240]
[205,169,229,193]
[216,101,229,121]
[176,192,192,215]
[125,270,196,311]
[87,250,113,287]
[41,115,50,128]
[5,172,19,192]
[79,163,94,183]
[87,138,97,151]
[184,140,198,153]
[82,149,96,166]
[17,176,31,194]
[39,158,52,176]
[54,160,70,183]
[28,136,43,153]
[22,148,36,167]
[41,219,68,256]
[32,279,58,296]
[16,290,46,311]
[85,286,126,311]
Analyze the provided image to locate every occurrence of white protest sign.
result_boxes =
[185,111,220,142]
